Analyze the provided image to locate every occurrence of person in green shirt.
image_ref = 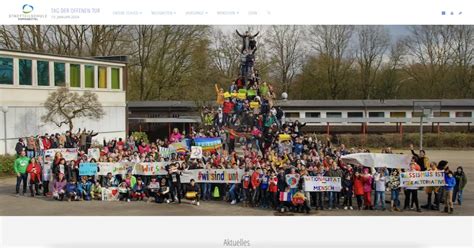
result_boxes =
[14,150,30,196]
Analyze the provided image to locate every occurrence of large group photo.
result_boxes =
[0,25,472,216]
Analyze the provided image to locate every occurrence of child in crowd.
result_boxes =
[342,173,353,210]
[147,177,161,203]
[157,178,171,204]
[374,167,386,211]
[362,168,373,210]
[259,169,270,208]
[42,155,53,196]
[77,176,92,201]
[52,173,67,201]
[118,180,131,202]
[26,157,42,197]
[66,178,78,202]
[388,169,401,212]
[91,180,103,200]
[185,179,201,206]
[241,169,251,207]
[268,171,279,210]
[444,170,456,214]
[132,178,146,201]
[453,166,467,206]
[353,171,364,210]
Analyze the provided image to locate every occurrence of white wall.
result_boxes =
[0,87,126,155]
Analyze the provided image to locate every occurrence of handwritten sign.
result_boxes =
[400,171,445,187]
[303,176,342,192]
[44,148,78,161]
[285,174,300,188]
[190,146,203,159]
[181,169,244,183]
[79,162,98,176]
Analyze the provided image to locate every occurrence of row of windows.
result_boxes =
[284,111,473,118]
[0,57,121,90]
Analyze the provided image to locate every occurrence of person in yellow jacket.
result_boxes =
[214,84,224,106]
[422,162,441,210]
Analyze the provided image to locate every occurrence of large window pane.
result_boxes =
[54,62,65,86]
[37,60,49,86]
[85,65,95,88]
[111,68,120,89]
[0,57,13,85]
[98,66,107,89]
[70,64,81,87]
[19,59,32,85]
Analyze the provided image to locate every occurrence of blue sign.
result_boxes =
[79,162,98,176]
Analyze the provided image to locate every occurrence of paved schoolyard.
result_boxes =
[1,150,472,216]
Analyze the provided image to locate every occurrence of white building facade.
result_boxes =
[0,49,127,155]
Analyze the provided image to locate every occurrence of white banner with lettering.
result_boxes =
[303,176,342,192]
[340,153,411,169]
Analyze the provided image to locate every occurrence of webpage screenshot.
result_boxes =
[0,0,473,248]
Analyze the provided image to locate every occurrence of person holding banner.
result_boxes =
[361,168,374,210]
[387,169,401,212]
[353,171,364,210]
[168,163,182,203]
[403,163,422,212]
[374,168,387,211]
[422,162,441,211]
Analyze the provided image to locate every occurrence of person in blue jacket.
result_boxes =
[77,176,92,201]
[443,170,456,214]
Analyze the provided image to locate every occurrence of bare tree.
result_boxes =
[41,87,105,132]
[306,25,355,99]
[451,26,474,97]
[209,28,241,82]
[355,26,390,99]
[404,26,455,98]
[266,25,304,94]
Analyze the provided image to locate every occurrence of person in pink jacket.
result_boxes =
[362,168,374,210]
[169,128,183,143]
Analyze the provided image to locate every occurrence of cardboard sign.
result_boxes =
[190,146,203,159]
[133,162,168,176]
[87,148,100,160]
[400,171,446,187]
[285,174,300,188]
[303,176,342,192]
[102,187,119,201]
[97,162,133,176]
[79,162,98,176]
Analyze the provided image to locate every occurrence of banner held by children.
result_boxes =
[400,171,446,187]
[193,137,222,151]
[303,176,342,192]
[133,162,168,176]
[340,153,411,169]
[44,148,78,161]
[181,169,244,183]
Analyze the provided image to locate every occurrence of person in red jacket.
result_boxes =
[222,98,234,126]
[26,157,42,197]
[268,170,279,209]
[353,171,364,210]
[250,167,262,207]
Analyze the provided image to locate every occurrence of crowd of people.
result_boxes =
[10,29,468,215]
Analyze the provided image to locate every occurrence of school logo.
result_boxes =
[22,4,34,14]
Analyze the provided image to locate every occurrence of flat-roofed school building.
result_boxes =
[0,49,127,155]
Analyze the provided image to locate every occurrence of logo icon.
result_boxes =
[22,4,34,14]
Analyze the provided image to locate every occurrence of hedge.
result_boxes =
[0,155,16,176]
[330,132,474,149]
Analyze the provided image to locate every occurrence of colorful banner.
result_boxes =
[97,162,134,176]
[79,162,98,176]
[190,146,203,159]
[285,174,300,188]
[102,187,119,201]
[181,169,244,183]
[133,162,168,176]
[44,148,78,161]
[340,153,411,169]
[87,148,100,160]
[159,146,175,158]
[400,171,446,187]
[303,176,342,192]
[194,137,222,151]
